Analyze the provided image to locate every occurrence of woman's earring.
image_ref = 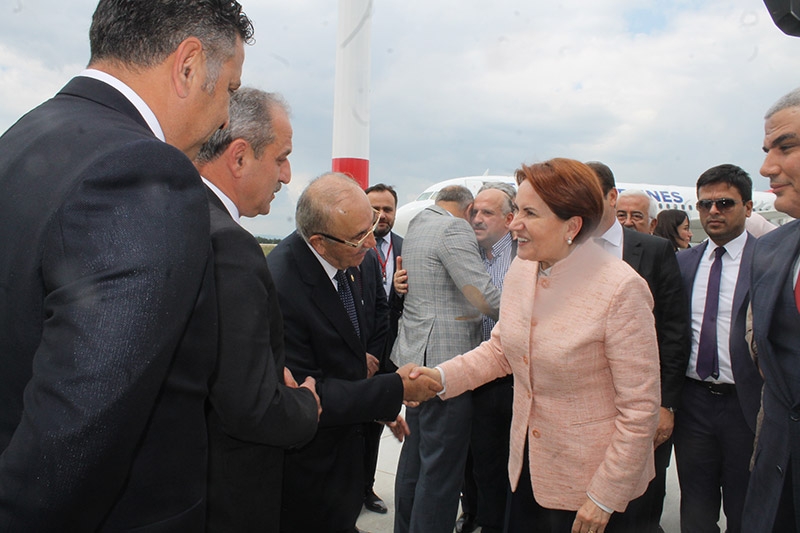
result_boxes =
[566,237,573,245]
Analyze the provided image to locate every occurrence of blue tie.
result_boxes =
[696,246,726,380]
[336,270,361,338]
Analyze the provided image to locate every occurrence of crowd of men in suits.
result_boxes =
[1,1,800,533]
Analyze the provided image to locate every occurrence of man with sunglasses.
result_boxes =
[266,172,442,533]
[743,87,800,532]
[674,164,762,533]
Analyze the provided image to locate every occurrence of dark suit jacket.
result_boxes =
[266,231,404,532]
[743,219,800,530]
[0,76,218,531]
[386,231,405,356]
[205,192,318,532]
[366,231,403,368]
[676,235,762,432]
[623,229,690,409]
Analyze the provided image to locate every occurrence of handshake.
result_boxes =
[396,364,444,404]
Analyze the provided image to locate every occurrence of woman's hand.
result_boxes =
[572,498,611,533]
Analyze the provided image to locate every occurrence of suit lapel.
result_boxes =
[59,76,151,132]
[290,236,365,358]
[622,231,644,271]
[732,234,755,320]
[681,241,707,296]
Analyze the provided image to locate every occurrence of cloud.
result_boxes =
[1,1,798,238]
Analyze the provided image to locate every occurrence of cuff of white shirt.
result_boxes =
[587,492,614,515]
[434,366,446,396]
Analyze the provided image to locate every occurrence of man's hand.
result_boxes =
[285,367,322,421]
[384,414,411,442]
[284,367,299,388]
[393,256,408,295]
[396,363,442,403]
[366,352,380,378]
[654,407,674,448]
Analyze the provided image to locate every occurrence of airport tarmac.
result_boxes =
[356,412,727,533]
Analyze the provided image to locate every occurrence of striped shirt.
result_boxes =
[480,231,515,340]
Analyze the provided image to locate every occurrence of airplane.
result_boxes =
[392,174,792,243]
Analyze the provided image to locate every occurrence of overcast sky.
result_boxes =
[1,0,799,237]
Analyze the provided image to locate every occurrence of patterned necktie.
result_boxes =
[697,246,726,380]
[335,269,361,338]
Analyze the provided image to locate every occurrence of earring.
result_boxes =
[566,237,573,245]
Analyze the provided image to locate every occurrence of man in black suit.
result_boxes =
[0,1,253,531]
[362,183,404,514]
[674,164,761,533]
[742,87,800,532]
[366,183,405,357]
[266,173,442,533]
[194,88,320,532]
[590,161,689,532]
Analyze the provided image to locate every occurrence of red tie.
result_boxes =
[795,268,800,314]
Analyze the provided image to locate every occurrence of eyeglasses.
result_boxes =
[696,198,739,212]
[616,210,647,222]
[317,210,381,248]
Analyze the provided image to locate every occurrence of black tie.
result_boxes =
[697,246,725,380]
[336,270,361,338]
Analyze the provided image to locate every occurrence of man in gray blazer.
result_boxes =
[743,87,800,532]
[392,185,501,533]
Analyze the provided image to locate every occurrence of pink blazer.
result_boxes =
[439,242,660,512]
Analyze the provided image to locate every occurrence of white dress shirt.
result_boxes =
[596,220,624,259]
[202,177,240,223]
[686,231,748,384]
[306,241,341,290]
[375,233,396,297]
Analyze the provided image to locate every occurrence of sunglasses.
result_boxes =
[696,198,739,212]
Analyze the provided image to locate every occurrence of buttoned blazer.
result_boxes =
[675,235,762,433]
[438,242,660,512]
[0,77,218,531]
[391,205,501,368]
[623,229,690,409]
[205,192,319,532]
[743,219,800,530]
[266,231,403,531]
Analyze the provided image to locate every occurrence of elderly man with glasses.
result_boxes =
[266,172,442,533]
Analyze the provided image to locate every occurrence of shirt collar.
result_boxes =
[202,177,241,223]
[481,231,513,260]
[598,220,624,248]
[706,230,748,261]
[306,241,340,285]
[80,69,165,141]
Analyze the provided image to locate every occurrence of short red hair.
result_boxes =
[514,158,604,243]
